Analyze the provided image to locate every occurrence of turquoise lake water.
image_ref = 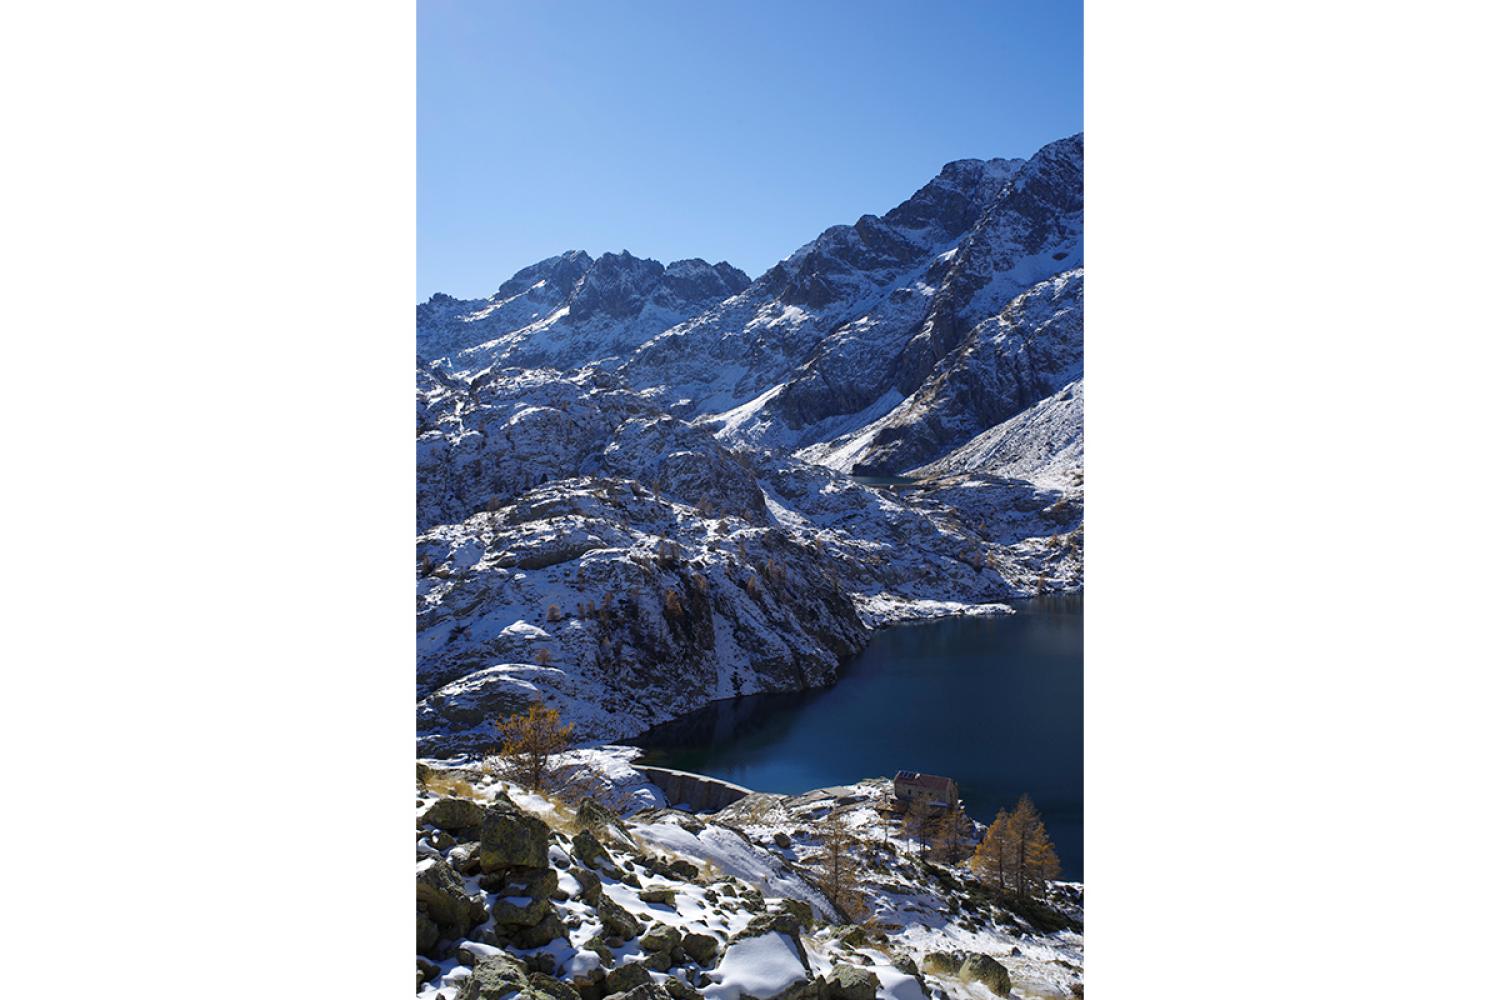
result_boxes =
[631,593,1083,879]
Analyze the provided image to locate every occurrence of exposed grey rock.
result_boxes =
[827,964,880,1000]
[478,795,552,872]
[603,961,654,995]
[597,893,642,939]
[415,856,487,941]
[457,954,538,999]
[958,954,1011,995]
[421,795,487,835]
[681,930,719,966]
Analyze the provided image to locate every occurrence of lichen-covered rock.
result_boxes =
[510,910,568,949]
[639,923,682,953]
[572,828,611,869]
[597,893,642,939]
[573,865,603,904]
[665,859,699,881]
[421,795,487,834]
[827,964,879,1000]
[603,961,654,995]
[605,984,674,1000]
[416,856,487,940]
[458,952,533,1000]
[921,952,965,977]
[773,898,814,930]
[529,973,584,1000]
[661,978,704,1000]
[479,795,552,872]
[578,796,632,839]
[681,930,719,966]
[416,911,440,955]
[958,954,1010,996]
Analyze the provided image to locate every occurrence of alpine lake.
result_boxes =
[630,593,1083,880]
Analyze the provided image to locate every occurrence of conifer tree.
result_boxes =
[972,805,1010,890]
[811,809,868,921]
[1006,794,1061,898]
[494,701,574,790]
[931,807,970,864]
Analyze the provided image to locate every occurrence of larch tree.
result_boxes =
[811,808,868,922]
[931,807,971,864]
[1006,794,1062,899]
[903,798,933,858]
[494,701,574,791]
[971,805,1011,890]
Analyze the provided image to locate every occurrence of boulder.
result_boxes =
[492,890,553,928]
[665,859,699,881]
[681,931,719,966]
[511,910,568,949]
[449,841,482,875]
[921,953,965,978]
[662,978,704,1000]
[458,953,532,1000]
[572,829,612,869]
[416,856,487,939]
[958,954,1011,996]
[417,911,441,954]
[578,797,631,840]
[773,832,792,849]
[639,888,676,905]
[597,893,642,939]
[479,796,552,872]
[826,965,879,1000]
[603,961,654,995]
[422,796,487,834]
[530,973,584,1000]
[418,956,442,985]
[574,866,603,904]
[773,898,815,930]
[640,923,682,953]
[604,985,673,1000]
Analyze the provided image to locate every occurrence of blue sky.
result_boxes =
[418,1,1081,300]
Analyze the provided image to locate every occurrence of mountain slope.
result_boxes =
[797,268,1083,476]
[419,252,750,375]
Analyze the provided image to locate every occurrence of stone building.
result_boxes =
[893,770,959,811]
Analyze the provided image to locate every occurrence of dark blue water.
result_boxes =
[631,593,1083,879]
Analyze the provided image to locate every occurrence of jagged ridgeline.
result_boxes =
[417,133,1083,749]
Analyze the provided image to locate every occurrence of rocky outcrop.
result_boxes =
[416,856,487,953]
[478,795,552,872]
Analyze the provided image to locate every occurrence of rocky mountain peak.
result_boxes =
[491,250,593,302]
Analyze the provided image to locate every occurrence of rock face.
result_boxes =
[803,269,1083,477]
[418,251,750,376]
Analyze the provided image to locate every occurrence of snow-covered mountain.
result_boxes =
[417,133,1083,749]
[419,251,750,375]
[626,135,1081,454]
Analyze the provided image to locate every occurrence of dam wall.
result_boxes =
[637,765,752,813]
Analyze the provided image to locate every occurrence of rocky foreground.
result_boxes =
[416,750,1083,1000]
